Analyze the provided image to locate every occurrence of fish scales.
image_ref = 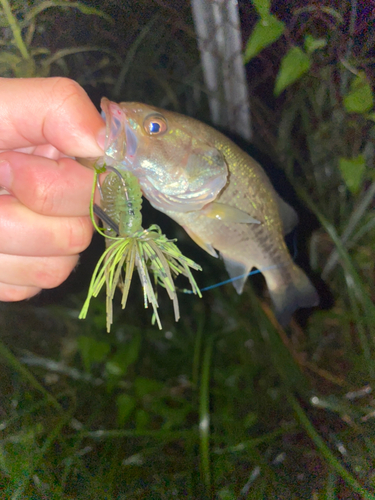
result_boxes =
[97,99,319,325]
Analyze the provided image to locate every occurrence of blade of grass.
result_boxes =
[325,470,337,499]
[212,422,296,455]
[113,15,160,98]
[322,180,375,278]
[73,429,196,439]
[8,405,75,499]
[0,341,61,411]
[42,46,122,69]
[24,1,113,23]
[296,186,375,354]
[199,335,213,496]
[59,398,114,494]
[247,287,310,395]
[0,0,30,59]
[346,273,375,378]
[287,391,375,500]
[192,317,204,388]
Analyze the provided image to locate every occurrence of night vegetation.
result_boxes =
[1,1,374,498]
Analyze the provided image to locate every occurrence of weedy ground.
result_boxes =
[1,1,375,498]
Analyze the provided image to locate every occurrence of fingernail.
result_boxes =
[0,160,12,189]
[96,126,106,151]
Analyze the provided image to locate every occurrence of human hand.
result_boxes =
[0,77,105,301]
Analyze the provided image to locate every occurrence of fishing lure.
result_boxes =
[99,99,318,326]
[79,163,202,332]
[100,168,143,236]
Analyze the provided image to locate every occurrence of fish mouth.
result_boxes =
[100,97,138,168]
[99,98,227,214]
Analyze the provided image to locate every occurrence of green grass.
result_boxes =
[1,0,375,498]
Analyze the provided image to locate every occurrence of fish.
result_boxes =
[96,98,319,326]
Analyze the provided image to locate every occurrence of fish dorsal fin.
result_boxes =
[220,253,251,294]
[201,202,261,224]
[275,194,298,235]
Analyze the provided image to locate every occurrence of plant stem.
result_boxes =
[0,340,62,411]
[0,0,30,60]
[199,336,213,496]
[288,392,375,500]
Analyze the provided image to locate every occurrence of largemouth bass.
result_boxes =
[96,98,319,325]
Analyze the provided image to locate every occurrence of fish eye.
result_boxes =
[143,114,168,136]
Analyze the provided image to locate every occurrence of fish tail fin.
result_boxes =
[264,265,319,326]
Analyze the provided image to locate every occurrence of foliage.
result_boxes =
[0,0,115,78]
[0,0,375,498]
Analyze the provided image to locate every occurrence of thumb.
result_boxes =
[0,77,106,157]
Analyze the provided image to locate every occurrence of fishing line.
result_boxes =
[93,168,300,296]
[198,266,278,292]
[182,228,299,294]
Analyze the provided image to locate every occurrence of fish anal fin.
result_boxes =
[275,194,298,235]
[183,225,218,258]
[220,253,251,294]
[202,202,261,224]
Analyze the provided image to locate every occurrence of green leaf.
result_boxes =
[244,411,258,429]
[25,1,113,24]
[304,34,327,54]
[321,6,344,23]
[118,333,141,368]
[274,46,311,96]
[251,0,271,18]
[134,377,163,398]
[105,333,141,379]
[105,360,124,377]
[217,488,236,500]
[116,393,136,426]
[0,52,22,66]
[135,409,150,430]
[339,156,366,195]
[343,73,374,114]
[77,336,111,373]
[243,15,285,63]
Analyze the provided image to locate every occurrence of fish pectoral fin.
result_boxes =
[201,202,261,224]
[220,252,251,294]
[183,225,218,258]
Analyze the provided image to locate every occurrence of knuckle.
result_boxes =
[66,216,93,252]
[49,77,89,117]
[32,178,55,214]
[35,256,78,289]
[50,77,85,103]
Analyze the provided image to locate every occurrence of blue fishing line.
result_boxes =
[199,265,278,292]
[183,228,299,294]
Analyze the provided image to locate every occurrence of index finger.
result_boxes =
[0,77,105,157]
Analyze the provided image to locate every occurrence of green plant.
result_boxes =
[0,0,375,497]
[0,0,114,77]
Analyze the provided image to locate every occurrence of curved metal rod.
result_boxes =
[105,165,130,202]
[93,204,119,234]
[94,164,130,235]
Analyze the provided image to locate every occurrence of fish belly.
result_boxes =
[169,212,318,326]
